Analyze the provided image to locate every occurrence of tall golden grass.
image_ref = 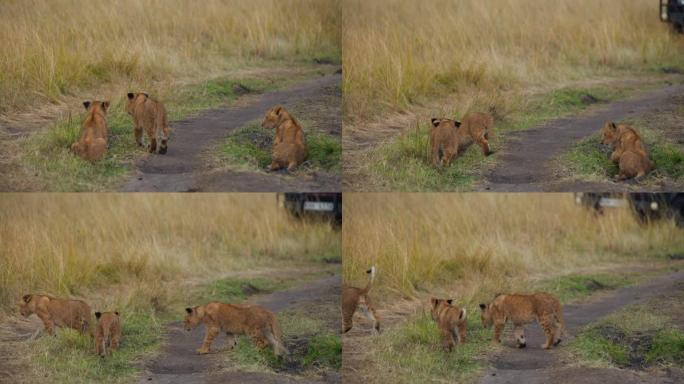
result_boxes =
[0,0,340,114]
[343,193,684,302]
[342,0,684,121]
[0,193,340,312]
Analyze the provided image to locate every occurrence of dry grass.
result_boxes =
[342,0,684,122]
[0,0,340,114]
[0,193,340,313]
[342,193,684,302]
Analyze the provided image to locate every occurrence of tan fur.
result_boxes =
[479,292,566,349]
[430,118,460,167]
[601,122,652,181]
[184,302,288,356]
[456,112,495,157]
[71,101,109,161]
[18,294,92,336]
[261,106,307,171]
[95,311,121,358]
[341,267,380,334]
[430,298,467,352]
[126,92,170,154]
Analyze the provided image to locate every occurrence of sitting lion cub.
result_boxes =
[71,100,109,161]
[18,294,92,336]
[261,106,307,172]
[601,122,652,181]
[479,292,566,349]
[95,311,121,358]
[341,266,380,334]
[126,92,171,154]
[184,302,288,356]
[430,298,467,352]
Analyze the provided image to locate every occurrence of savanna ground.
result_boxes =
[341,193,684,383]
[342,0,684,191]
[0,0,341,192]
[0,194,341,384]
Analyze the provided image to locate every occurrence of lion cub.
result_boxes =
[430,112,495,167]
[71,100,109,161]
[480,292,566,349]
[341,266,380,334]
[261,106,307,172]
[18,294,92,336]
[126,92,171,154]
[601,122,652,181]
[94,311,121,358]
[184,302,288,356]
[430,298,467,352]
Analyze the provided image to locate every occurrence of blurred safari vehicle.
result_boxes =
[661,0,684,32]
[278,193,342,226]
[575,193,684,227]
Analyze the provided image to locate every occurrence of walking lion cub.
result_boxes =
[430,112,494,167]
[18,294,92,336]
[341,266,380,334]
[126,92,170,154]
[95,311,121,358]
[600,122,652,181]
[430,298,467,352]
[261,106,307,172]
[71,101,109,162]
[479,292,566,349]
[184,302,288,356]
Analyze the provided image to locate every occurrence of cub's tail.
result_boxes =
[362,266,376,294]
[267,318,289,356]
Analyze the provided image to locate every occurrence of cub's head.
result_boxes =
[184,306,204,331]
[261,106,289,129]
[431,118,461,130]
[83,100,110,115]
[126,92,149,115]
[479,302,494,328]
[430,298,453,321]
[95,311,120,321]
[601,122,619,145]
[18,294,35,317]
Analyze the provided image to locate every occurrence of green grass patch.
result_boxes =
[29,311,161,384]
[561,129,684,184]
[217,121,341,172]
[373,313,492,383]
[534,273,639,303]
[302,334,341,369]
[21,75,296,191]
[368,85,638,191]
[194,277,291,303]
[569,304,684,369]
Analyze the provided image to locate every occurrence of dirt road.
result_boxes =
[138,274,341,384]
[122,74,341,192]
[479,270,684,384]
[478,83,684,192]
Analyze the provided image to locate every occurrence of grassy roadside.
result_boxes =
[361,267,671,384]
[366,81,667,191]
[18,67,329,191]
[558,118,684,186]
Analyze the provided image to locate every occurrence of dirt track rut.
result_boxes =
[478,83,684,192]
[479,270,684,384]
[139,274,341,384]
[122,74,341,192]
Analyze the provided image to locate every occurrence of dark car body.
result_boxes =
[278,193,342,226]
[575,193,684,227]
[661,0,684,32]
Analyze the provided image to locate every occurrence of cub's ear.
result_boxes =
[83,101,91,110]
[431,118,441,128]
[102,101,110,111]
[447,299,453,305]
[609,122,617,130]
[95,312,102,319]
[142,93,149,98]
[479,303,487,311]
[185,307,193,314]
[114,311,119,316]
[274,106,283,115]
[22,294,32,303]
[127,92,135,100]
[454,120,462,128]
[430,298,438,306]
